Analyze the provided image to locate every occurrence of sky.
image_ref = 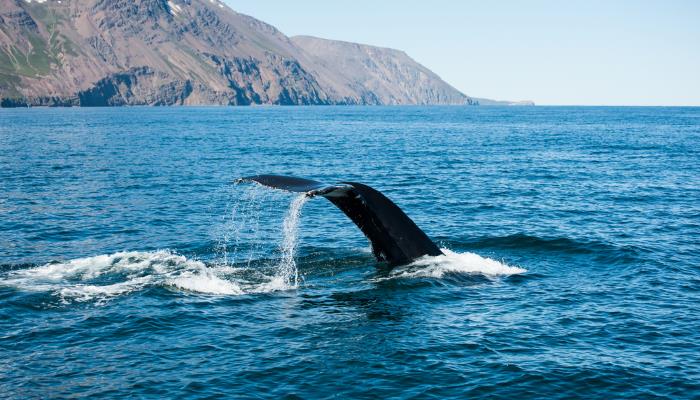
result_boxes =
[224,0,700,106]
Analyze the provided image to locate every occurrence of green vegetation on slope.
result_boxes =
[26,33,53,75]
[0,71,22,97]
[0,48,14,72]
[0,3,72,80]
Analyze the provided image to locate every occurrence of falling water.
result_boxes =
[215,184,266,267]
[213,185,308,291]
[277,194,309,288]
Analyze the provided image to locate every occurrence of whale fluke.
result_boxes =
[238,175,444,266]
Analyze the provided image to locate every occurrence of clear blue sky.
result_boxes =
[224,0,700,105]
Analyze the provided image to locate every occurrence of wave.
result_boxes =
[455,233,642,261]
[382,248,526,280]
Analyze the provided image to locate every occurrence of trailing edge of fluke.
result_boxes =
[237,175,444,266]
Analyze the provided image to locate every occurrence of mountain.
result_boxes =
[0,0,528,107]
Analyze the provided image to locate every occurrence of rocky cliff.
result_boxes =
[0,0,521,107]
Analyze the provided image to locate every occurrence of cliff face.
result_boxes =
[0,0,480,106]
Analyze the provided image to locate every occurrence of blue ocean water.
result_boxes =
[1,106,699,398]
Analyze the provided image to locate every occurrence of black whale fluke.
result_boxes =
[238,175,444,266]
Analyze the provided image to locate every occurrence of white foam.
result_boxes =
[12,251,199,280]
[386,248,526,280]
[248,274,293,294]
[0,250,259,303]
[168,272,242,295]
[58,276,154,303]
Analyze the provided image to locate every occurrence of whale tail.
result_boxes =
[238,175,443,266]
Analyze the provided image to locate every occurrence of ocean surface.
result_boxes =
[1,106,699,399]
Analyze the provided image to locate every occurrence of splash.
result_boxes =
[215,186,309,292]
[386,248,526,280]
[0,190,314,304]
[276,194,308,288]
[215,184,266,267]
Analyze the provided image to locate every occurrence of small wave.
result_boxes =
[384,249,526,280]
[459,233,642,262]
[0,250,292,304]
[463,234,599,253]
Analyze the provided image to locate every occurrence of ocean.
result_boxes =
[1,106,699,398]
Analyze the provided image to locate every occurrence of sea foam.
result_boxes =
[385,248,526,280]
[0,250,265,303]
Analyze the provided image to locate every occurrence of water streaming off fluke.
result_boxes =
[277,194,309,288]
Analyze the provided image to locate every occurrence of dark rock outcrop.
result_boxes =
[76,67,192,106]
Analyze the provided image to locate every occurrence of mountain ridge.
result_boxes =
[0,0,532,107]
